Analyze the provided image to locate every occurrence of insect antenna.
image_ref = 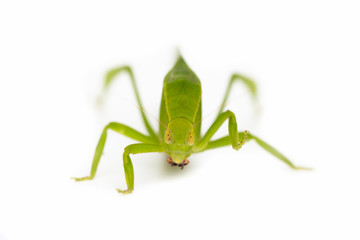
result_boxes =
[135,105,167,130]
[96,91,167,131]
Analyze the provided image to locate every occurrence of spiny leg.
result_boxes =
[204,132,311,170]
[117,143,165,194]
[217,73,257,116]
[193,110,249,152]
[72,122,156,181]
[101,66,158,142]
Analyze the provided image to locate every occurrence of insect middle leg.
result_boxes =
[204,132,310,170]
[72,122,156,181]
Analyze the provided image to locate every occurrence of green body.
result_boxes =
[73,54,310,193]
[160,56,202,163]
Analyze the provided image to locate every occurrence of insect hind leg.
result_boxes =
[217,73,257,116]
[100,66,159,142]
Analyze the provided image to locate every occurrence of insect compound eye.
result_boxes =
[186,129,194,146]
[165,129,173,144]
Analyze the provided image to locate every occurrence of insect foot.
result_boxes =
[116,188,133,194]
[235,130,249,150]
[71,176,94,181]
[166,158,190,170]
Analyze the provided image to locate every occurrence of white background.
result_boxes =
[1,1,359,239]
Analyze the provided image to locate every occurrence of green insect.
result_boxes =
[73,54,309,193]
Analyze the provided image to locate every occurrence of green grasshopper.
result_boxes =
[73,54,308,193]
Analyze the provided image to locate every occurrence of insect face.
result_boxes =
[164,118,194,164]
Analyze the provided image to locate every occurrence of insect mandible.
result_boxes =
[73,54,309,193]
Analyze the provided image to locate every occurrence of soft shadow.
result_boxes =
[132,153,204,189]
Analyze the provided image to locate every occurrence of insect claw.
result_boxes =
[116,188,133,194]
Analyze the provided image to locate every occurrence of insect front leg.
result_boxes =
[117,143,165,194]
[72,122,155,181]
[204,132,311,170]
[193,110,248,152]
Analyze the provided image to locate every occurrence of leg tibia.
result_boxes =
[72,122,154,182]
[249,134,311,170]
[116,143,165,194]
[117,154,134,194]
[217,74,257,116]
[204,132,310,170]
[102,66,158,142]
